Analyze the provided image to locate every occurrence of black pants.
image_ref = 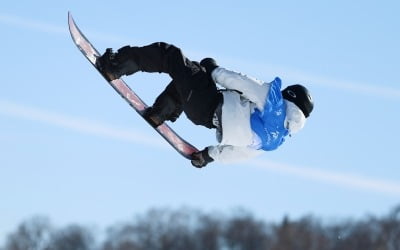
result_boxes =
[123,42,222,128]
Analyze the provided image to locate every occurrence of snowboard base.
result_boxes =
[68,12,199,159]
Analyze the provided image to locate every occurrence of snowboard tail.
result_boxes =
[68,12,199,159]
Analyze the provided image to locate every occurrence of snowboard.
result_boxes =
[68,12,199,159]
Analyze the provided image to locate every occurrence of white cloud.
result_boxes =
[0,13,67,35]
[285,70,400,100]
[0,12,134,44]
[1,99,400,197]
[250,159,400,197]
[1,13,400,197]
[1,12,399,101]
[0,99,167,149]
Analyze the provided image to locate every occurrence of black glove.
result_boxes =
[200,58,218,76]
[191,147,214,168]
[96,48,120,80]
[96,46,139,81]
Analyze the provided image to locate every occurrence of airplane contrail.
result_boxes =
[1,12,399,196]
[1,99,400,197]
[0,99,167,149]
[1,12,399,100]
[0,13,67,35]
[250,160,400,197]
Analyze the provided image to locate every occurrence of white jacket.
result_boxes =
[207,67,306,163]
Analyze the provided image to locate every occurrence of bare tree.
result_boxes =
[4,205,400,250]
[4,216,52,250]
[102,208,202,250]
[101,224,142,250]
[374,206,400,250]
[271,215,331,250]
[223,210,270,250]
[44,225,94,250]
[194,213,222,250]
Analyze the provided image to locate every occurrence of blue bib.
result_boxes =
[250,77,289,151]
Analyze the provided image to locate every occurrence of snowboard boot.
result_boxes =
[143,92,183,128]
[96,46,139,81]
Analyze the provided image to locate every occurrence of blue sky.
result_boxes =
[1,0,399,242]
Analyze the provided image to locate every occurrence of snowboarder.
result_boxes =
[96,42,314,168]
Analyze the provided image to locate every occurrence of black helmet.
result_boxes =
[281,84,314,118]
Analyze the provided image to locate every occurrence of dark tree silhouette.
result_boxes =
[3,205,400,250]
[5,216,51,250]
[223,210,270,250]
[45,225,94,250]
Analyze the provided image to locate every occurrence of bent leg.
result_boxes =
[143,81,183,127]
[121,42,222,128]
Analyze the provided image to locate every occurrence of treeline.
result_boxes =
[2,206,400,250]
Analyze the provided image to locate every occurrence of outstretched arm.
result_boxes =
[211,67,270,111]
[200,57,269,110]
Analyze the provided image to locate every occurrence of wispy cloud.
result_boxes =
[284,69,400,100]
[1,99,400,197]
[0,99,167,149]
[1,12,399,100]
[250,160,400,197]
[0,13,67,35]
[216,56,400,100]
[0,12,134,44]
[1,12,399,196]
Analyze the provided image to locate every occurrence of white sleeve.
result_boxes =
[208,144,263,163]
[211,67,270,110]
